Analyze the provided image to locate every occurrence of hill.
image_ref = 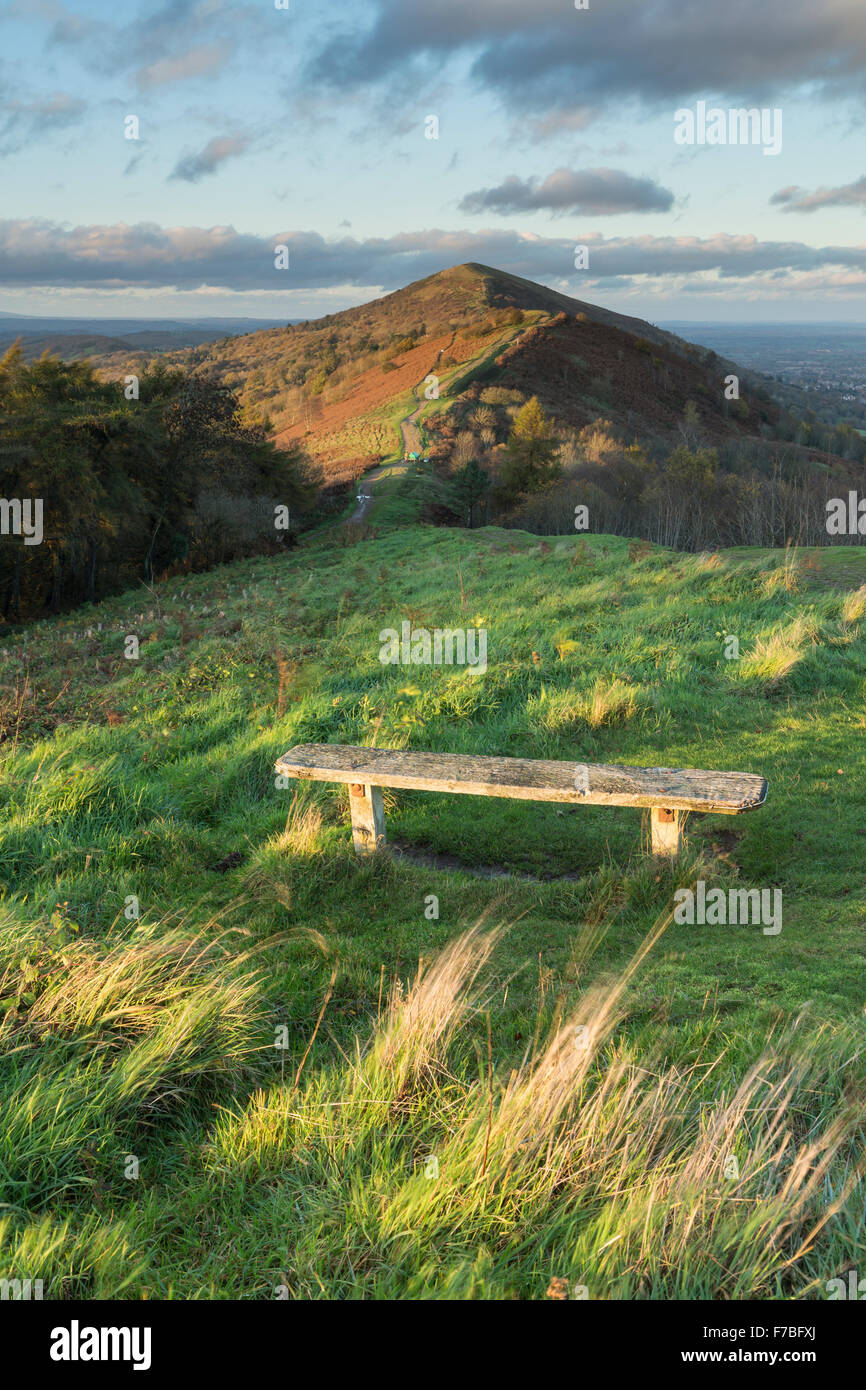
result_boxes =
[6,269,864,630]
[1,523,865,1297]
[0,331,136,360]
[89,263,784,487]
[0,315,290,362]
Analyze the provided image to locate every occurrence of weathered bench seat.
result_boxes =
[274,743,768,859]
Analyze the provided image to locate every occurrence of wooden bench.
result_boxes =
[274,744,768,861]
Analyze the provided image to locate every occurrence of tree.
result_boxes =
[499,395,560,500]
[451,458,491,528]
[678,399,702,449]
[0,350,319,620]
[666,445,718,494]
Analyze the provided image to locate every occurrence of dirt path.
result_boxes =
[400,400,424,457]
[347,333,454,524]
[348,461,407,523]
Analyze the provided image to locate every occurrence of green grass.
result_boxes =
[361,460,434,528]
[0,527,864,1298]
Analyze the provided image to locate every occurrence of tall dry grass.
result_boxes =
[204,918,863,1299]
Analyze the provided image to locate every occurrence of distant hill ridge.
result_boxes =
[138,261,767,479]
[286,261,678,347]
[0,314,292,361]
[43,262,808,484]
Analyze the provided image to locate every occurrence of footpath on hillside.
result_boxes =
[347,333,455,524]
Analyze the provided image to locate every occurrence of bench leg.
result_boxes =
[651,806,684,858]
[349,783,386,856]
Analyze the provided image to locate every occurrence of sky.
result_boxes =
[2,0,866,321]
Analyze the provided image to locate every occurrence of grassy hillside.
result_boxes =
[1,524,864,1298]
[90,263,819,490]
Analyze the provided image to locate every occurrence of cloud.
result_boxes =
[526,108,594,141]
[105,3,272,87]
[169,133,252,182]
[771,177,866,213]
[137,42,232,88]
[0,91,85,155]
[1,220,866,298]
[769,186,801,206]
[307,0,866,117]
[459,168,674,216]
[7,0,97,46]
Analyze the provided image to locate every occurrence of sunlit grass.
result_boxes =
[0,527,864,1297]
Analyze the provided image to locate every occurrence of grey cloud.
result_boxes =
[1,220,865,293]
[121,1,273,84]
[169,133,252,182]
[0,91,85,155]
[769,186,802,205]
[771,177,866,212]
[307,0,866,115]
[460,168,674,216]
[29,0,265,86]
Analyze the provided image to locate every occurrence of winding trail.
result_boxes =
[400,398,425,457]
[348,461,407,523]
[347,332,455,524]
